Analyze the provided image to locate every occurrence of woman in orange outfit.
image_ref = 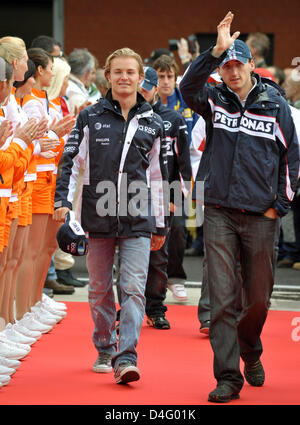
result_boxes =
[21,48,74,314]
[0,41,59,324]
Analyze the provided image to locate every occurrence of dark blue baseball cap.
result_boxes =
[56,211,88,256]
[140,66,158,91]
[220,39,252,67]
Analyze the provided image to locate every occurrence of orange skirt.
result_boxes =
[0,197,10,253]
[31,171,55,215]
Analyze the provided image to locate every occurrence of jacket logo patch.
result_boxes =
[214,110,276,139]
[138,125,156,135]
[163,121,172,131]
[94,123,111,130]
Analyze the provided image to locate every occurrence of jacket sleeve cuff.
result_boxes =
[13,138,28,150]
[272,200,289,217]
[54,200,72,210]
[153,226,168,236]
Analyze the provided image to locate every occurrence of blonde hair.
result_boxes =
[104,47,144,82]
[0,36,26,63]
[46,57,71,100]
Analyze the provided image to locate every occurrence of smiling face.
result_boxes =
[107,56,143,99]
[218,59,255,99]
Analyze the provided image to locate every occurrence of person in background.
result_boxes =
[246,32,270,68]
[153,54,197,302]
[30,35,63,58]
[66,48,95,115]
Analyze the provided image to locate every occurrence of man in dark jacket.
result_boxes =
[180,11,299,402]
[139,66,191,329]
[54,48,168,385]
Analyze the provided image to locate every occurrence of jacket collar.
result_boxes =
[217,73,280,107]
[94,89,153,120]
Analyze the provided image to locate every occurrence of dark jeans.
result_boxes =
[203,206,277,392]
[145,229,171,317]
[167,214,187,280]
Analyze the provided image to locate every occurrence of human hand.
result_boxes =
[53,206,70,222]
[39,150,58,159]
[74,100,92,117]
[35,117,49,139]
[212,11,240,57]
[49,114,76,138]
[38,138,61,152]
[14,118,39,146]
[177,38,192,63]
[0,120,13,147]
[263,208,277,219]
[150,234,166,251]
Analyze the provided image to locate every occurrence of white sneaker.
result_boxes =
[3,324,36,346]
[0,374,11,386]
[0,333,31,353]
[0,341,28,360]
[40,302,66,321]
[32,302,63,323]
[0,356,21,370]
[13,321,42,341]
[0,364,15,376]
[42,294,67,311]
[30,307,57,326]
[18,313,52,334]
[167,283,188,302]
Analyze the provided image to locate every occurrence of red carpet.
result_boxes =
[0,303,300,405]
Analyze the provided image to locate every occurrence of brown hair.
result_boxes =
[153,54,180,79]
[27,47,53,70]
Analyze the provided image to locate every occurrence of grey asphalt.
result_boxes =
[54,253,300,312]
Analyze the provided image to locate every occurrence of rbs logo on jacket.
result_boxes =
[213,108,276,140]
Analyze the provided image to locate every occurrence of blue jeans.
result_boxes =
[46,257,57,281]
[86,236,150,370]
[204,206,277,392]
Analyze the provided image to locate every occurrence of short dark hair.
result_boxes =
[153,54,180,79]
[30,35,61,54]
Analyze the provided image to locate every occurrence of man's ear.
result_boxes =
[138,74,144,85]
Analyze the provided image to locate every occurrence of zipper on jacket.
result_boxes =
[0,174,3,184]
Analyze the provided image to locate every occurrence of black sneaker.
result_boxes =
[208,384,240,403]
[114,362,140,384]
[93,352,112,373]
[244,359,265,386]
[199,320,210,335]
[147,315,170,330]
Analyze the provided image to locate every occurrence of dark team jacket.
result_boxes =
[179,48,300,216]
[54,90,168,238]
[153,99,192,202]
